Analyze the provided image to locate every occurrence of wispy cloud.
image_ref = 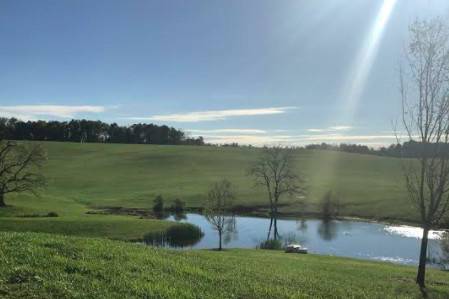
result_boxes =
[200,134,295,146]
[307,125,353,133]
[299,134,396,143]
[126,106,297,122]
[0,105,107,120]
[188,129,267,134]
[328,126,352,131]
[190,128,396,147]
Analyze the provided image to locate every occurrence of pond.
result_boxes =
[166,213,447,266]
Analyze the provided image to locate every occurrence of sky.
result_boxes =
[1,0,448,147]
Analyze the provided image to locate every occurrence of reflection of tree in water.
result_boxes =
[296,219,308,232]
[442,232,449,260]
[434,232,449,268]
[173,211,187,221]
[318,220,338,241]
[266,217,280,241]
[223,217,238,245]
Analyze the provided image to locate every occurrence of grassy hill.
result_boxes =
[0,141,422,240]
[1,231,448,298]
[6,141,414,218]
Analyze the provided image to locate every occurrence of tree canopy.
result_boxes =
[0,118,204,146]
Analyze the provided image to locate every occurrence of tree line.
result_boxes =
[305,141,449,158]
[0,118,204,145]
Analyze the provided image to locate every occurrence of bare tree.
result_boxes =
[399,18,449,288]
[204,179,235,251]
[0,140,46,207]
[249,146,304,240]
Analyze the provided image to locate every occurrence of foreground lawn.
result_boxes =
[0,232,448,299]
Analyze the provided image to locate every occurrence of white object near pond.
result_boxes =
[285,244,308,254]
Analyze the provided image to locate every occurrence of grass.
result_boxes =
[0,231,448,299]
[0,141,430,240]
[6,141,415,219]
[0,215,173,241]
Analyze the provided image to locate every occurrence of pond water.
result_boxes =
[166,213,446,266]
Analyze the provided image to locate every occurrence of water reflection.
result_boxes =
[172,211,187,222]
[317,220,338,241]
[297,219,308,232]
[223,217,238,245]
[164,213,445,265]
[266,217,281,241]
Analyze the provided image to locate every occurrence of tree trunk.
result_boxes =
[273,218,279,241]
[267,217,273,241]
[416,227,429,288]
[273,203,279,240]
[218,230,222,251]
[0,193,5,207]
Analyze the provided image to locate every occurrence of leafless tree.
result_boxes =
[0,140,46,207]
[399,18,449,288]
[249,146,304,240]
[204,179,235,250]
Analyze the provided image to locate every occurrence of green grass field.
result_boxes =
[0,141,424,240]
[5,141,414,219]
[1,231,448,298]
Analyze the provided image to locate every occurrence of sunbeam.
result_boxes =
[322,0,398,187]
[338,0,397,122]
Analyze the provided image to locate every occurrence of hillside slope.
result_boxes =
[5,141,414,221]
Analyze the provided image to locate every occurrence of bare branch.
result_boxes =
[0,141,46,206]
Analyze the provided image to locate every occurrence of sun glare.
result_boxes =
[338,0,397,122]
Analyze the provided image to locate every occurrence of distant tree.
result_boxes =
[0,140,46,207]
[398,18,449,288]
[204,179,235,250]
[153,195,164,213]
[249,146,304,240]
[0,118,205,146]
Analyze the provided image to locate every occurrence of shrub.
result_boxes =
[165,223,203,247]
[143,223,203,248]
[258,239,283,250]
[46,212,59,217]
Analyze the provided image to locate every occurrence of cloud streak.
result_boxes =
[188,129,267,134]
[190,129,397,147]
[307,125,353,133]
[0,105,106,120]
[127,106,297,122]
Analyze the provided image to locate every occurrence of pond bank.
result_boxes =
[88,204,449,230]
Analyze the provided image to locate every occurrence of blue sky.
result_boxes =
[1,0,448,146]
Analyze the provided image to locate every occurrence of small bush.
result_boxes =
[258,239,283,250]
[46,212,59,217]
[166,223,203,247]
[143,223,203,248]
